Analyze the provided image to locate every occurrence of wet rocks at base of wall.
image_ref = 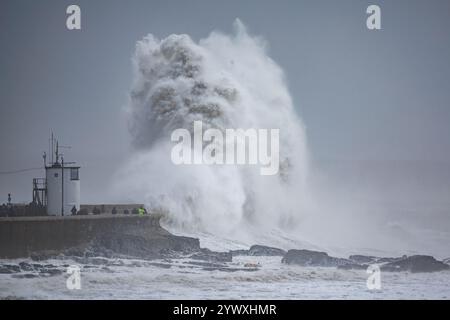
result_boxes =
[282,250,449,273]
[229,249,249,256]
[230,245,286,257]
[0,264,21,274]
[344,254,449,273]
[23,232,232,264]
[281,249,351,267]
[380,255,449,273]
[248,245,286,256]
[348,255,378,264]
[0,261,63,277]
[337,263,369,270]
[189,248,232,263]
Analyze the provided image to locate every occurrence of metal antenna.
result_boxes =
[48,135,51,166]
[51,132,54,164]
[61,156,64,215]
[55,140,59,164]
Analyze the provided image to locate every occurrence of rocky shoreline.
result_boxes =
[231,245,449,273]
[1,241,449,279]
[1,214,448,274]
[281,248,450,273]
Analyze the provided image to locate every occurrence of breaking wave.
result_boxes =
[114,20,310,240]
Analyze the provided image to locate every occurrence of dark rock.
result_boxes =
[84,250,98,258]
[0,264,21,274]
[1,295,25,300]
[190,248,232,262]
[11,273,39,279]
[282,249,331,266]
[39,268,63,276]
[87,257,109,265]
[443,258,450,265]
[229,249,249,256]
[248,245,286,256]
[348,254,404,264]
[185,261,227,268]
[338,263,369,270]
[381,255,449,273]
[377,256,405,263]
[90,231,200,260]
[147,262,172,269]
[202,266,258,272]
[0,267,13,274]
[348,255,378,264]
[230,245,286,257]
[18,262,34,272]
[282,249,351,267]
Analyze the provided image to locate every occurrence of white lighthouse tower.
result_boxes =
[45,136,80,216]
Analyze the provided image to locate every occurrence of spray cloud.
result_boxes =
[115,20,310,240]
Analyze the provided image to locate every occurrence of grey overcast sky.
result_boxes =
[1,0,450,204]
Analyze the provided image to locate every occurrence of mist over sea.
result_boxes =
[111,20,450,258]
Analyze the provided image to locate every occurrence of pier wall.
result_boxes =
[0,214,164,259]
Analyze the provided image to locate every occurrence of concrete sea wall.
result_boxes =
[0,214,199,259]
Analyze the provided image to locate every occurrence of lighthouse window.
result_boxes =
[70,168,79,180]
[54,173,58,178]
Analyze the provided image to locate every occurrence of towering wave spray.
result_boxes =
[116,20,310,240]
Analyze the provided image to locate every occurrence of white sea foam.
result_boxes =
[1,256,449,299]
